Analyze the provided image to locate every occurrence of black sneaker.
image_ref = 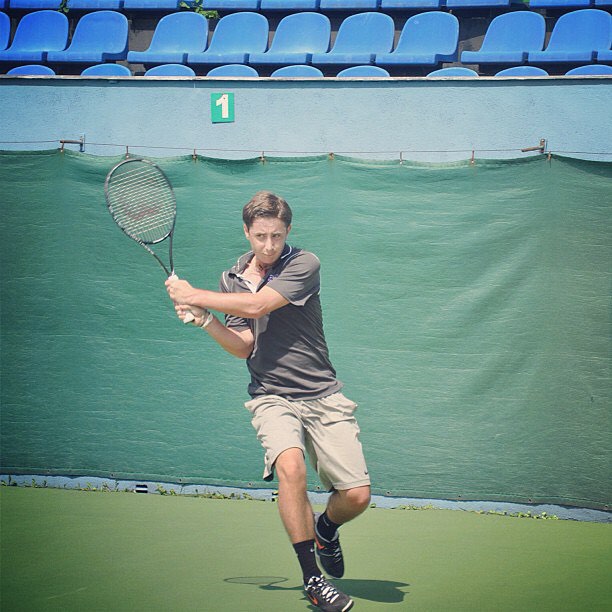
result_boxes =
[314,514,345,579]
[304,574,353,612]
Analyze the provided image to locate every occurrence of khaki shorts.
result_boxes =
[244,392,370,491]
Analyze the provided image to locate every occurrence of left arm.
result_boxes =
[166,278,289,319]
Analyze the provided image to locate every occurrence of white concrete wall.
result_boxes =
[0,76,610,162]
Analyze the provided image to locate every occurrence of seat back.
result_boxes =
[495,66,549,76]
[530,0,592,7]
[81,63,132,75]
[146,12,208,54]
[68,0,123,7]
[207,64,259,76]
[566,63,612,74]
[123,0,179,7]
[8,64,55,74]
[545,9,611,52]
[268,12,330,54]
[331,13,395,54]
[8,1,61,7]
[395,12,459,55]
[479,12,545,53]
[145,63,196,76]
[67,11,128,55]
[337,65,390,76]
[271,65,324,76]
[8,10,68,52]
[427,67,478,76]
[207,13,269,54]
[1,12,10,51]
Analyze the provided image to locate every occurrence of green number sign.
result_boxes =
[211,93,235,123]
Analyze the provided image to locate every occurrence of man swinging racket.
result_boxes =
[166,191,370,612]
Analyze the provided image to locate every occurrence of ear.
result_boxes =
[286,224,292,235]
[243,223,250,238]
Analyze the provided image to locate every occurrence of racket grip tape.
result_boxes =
[167,274,196,324]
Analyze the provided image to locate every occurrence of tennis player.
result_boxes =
[166,191,370,611]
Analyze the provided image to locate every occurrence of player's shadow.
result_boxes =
[334,579,410,604]
[224,576,410,605]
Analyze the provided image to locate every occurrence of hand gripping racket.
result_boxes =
[104,157,195,323]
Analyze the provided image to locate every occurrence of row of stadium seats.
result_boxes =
[5,62,612,75]
[1,9,610,70]
[3,0,612,9]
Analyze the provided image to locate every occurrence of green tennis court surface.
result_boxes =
[1,488,610,611]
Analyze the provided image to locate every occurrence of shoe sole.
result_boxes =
[306,594,354,612]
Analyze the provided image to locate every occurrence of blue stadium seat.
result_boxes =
[337,65,390,76]
[446,0,521,6]
[0,12,10,51]
[527,9,611,65]
[46,11,128,63]
[200,0,260,8]
[207,64,259,75]
[380,0,442,9]
[375,12,459,67]
[529,0,591,7]
[311,12,394,66]
[68,1,124,7]
[144,63,196,75]
[593,0,612,5]
[81,63,132,75]
[122,1,181,8]
[260,0,319,9]
[596,49,612,61]
[271,64,324,76]
[187,13,268,65]
[127,12,208,65]
[461,12,545,66]
[319,0,378,9]
[8,1,61,7]
[248,12,330,66]
[7,63,55,74]
[427,67,478,76]
[0,10,68,63]
[495,66,549,76]
[565,63,612,74]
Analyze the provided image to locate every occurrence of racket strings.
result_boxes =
[107,164,176,244]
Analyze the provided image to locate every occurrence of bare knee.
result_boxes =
[346,485,371,513]
[275,447,307,486]
[338,485,371,515]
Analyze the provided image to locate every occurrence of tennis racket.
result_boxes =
[104,157,195,323]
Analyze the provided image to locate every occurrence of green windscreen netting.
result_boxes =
[1,150,610,509]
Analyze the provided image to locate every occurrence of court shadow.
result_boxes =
[224,576,410,604]
[333,579,410,604]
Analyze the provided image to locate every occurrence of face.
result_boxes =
[244,216,291,267]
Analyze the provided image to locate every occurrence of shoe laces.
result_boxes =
[321,534,343,560]
[308,575,340,603]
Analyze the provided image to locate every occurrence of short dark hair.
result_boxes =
[242,191,292,229]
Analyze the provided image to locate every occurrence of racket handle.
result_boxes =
[167,274,196,324]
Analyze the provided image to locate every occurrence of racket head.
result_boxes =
[104,158,177,247]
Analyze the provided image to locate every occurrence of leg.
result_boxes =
[325,485,371,525]
[275,447,315,543]
[313,486,371,580]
